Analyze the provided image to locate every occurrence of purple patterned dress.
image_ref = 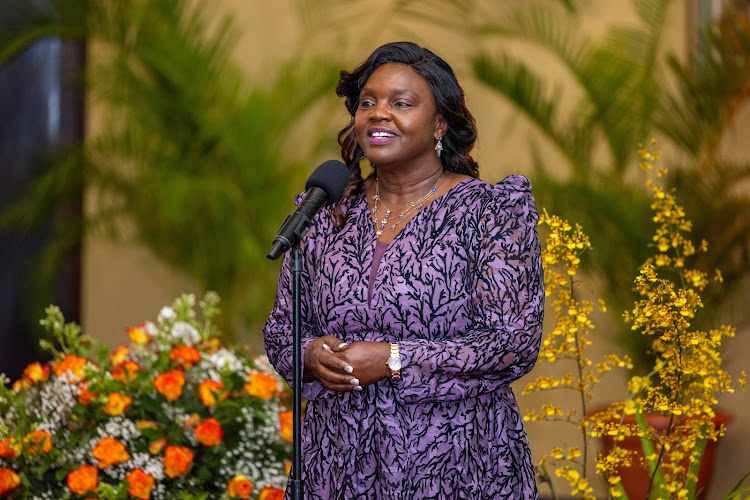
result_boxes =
[264,175,544,499]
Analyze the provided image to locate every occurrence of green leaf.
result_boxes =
[686,423,708,500]
[724,471,750,500]
[634,406,667,496]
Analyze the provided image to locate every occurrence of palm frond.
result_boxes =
[657,9,750,163]
[1,0,345,337]
[473,52,576,169]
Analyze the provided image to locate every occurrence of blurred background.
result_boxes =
[1,0,748,497]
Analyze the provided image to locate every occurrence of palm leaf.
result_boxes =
[1,0,343,338]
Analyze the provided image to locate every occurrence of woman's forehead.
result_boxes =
[362,63,430,94]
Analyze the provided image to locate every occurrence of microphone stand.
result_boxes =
[291,240,304,500]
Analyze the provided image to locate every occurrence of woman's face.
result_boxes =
[354,63,446,170]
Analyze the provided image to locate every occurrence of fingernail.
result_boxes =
[338,343,348,348]
[354,386,363,391]
[344,365,353,374]
[350,378,359,386]
[322,344,331,350]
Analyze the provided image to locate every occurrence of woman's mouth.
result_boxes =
[368,130,396,144]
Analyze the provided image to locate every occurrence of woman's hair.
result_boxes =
[332,41,479,226]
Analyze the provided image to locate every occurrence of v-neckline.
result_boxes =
[365,176,473,246]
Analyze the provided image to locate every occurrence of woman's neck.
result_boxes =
[373,165,444,208]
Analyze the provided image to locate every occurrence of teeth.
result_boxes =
[371,131,395,138]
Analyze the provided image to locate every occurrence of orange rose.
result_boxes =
[181,413,200,429]
[245,372,277,400]
[198,379,227,406]
[227,475,253,498]
[154,370,186,401]
[103,392,133,416]
[12,379,29,392]
[77,383,99,405]
[127,324,150,344]
[200,337,221,354]
[194,418,223,446]
[0,438,17,459]
[259,486,285,500]
[110,344,130,366]
[0,468,20,494]
[279,411,293,442]
[126,468,155,499]
[22,362,49,384]
[92,437,129,468]
[136,420,160,430]
[163,445,193,478]
[67,464,98,495]
[25,430,52,455]
[148,437,167,455]
[111,360,140,383]
[169,345,202,368]
[54,354,87,380]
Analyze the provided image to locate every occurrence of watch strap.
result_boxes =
[388,343,402,381]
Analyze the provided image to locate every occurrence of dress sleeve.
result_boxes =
[263,197,329,401]
[396,175,545,404]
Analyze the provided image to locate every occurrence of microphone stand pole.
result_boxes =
[291,240,304,500]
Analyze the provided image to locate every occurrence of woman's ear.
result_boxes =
[435,115,448,140]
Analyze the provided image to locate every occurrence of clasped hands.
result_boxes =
[303,335,392,392]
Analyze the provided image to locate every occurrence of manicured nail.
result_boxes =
[338,343,348,348]
[344,365,353,374]
[322,344,331,350]
[354,386,363,391]
[350,378,359,386]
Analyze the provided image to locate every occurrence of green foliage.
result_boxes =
[0,0,343,341]
[470,0,750,373]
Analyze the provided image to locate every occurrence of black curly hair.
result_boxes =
[332,41,479,227]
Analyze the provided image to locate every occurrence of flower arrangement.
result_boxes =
[0,292,291,499]
[526,144,747,499]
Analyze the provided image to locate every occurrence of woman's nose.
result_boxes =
[369,102,391,121]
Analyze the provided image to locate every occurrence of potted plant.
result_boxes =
[0,0,343,341]
[525,145,747,499]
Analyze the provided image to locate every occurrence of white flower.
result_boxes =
[158,306,176,322]
[145,321,158,335]
[203,348,245,374]
[96,416,141,444]
[170,321,201,345]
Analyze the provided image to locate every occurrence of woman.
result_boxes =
[264,41,544,499]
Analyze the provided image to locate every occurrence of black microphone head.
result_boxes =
[305,160,349,206]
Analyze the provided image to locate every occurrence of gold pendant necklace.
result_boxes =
[371,172,443,238]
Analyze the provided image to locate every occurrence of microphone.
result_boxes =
[267,160,349,260]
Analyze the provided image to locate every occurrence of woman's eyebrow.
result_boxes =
[360,87,415,96]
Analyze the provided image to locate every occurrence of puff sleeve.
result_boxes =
[396,175,544,403]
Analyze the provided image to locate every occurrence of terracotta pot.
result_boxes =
[594,409,732,500]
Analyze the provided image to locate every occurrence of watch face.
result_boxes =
[388,356,401,371]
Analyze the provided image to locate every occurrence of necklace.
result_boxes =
[371,172,443,238]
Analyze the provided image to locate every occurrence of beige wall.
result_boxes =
[83,1,749,497]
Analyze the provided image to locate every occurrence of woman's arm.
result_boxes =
[263,227,359,398]
[395,184,545,403]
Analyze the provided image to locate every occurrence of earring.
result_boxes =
[435,136,443,158]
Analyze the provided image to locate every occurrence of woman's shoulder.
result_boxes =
[451,174,535,213]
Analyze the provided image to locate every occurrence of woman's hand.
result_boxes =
[335,341,392,387]
[303,335,361,392]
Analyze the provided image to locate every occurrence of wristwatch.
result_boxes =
[387,343,402,381]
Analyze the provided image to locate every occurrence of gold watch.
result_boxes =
[386,343,402,381]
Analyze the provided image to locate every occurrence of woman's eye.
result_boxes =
[394,101,410,108]
[360,100,373,109]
